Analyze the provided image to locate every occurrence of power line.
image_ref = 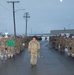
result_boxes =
[0,0,13,8]
[0,3,12,11]
[15,1,24,10]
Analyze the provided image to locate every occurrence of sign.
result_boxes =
[6,40,16,47]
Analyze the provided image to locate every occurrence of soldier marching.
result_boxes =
[49,34,74,58]
[28,36,40,67]
[0,34,32,61]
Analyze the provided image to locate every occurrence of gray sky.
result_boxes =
[0,0,74,35]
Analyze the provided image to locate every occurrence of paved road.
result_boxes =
[0,41,74,75]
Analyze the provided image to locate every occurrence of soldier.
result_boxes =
[71,38,74,57]
[7,36,15,58]
[54,37,58,50]
[57,37,60,51]
[49,36,55,48]
[0,36,7,60]
[59,37,66,53]
[15,37,21,54]
[20,36,26,52]
[21,37,25,51]
[28,36,40,67]
[66,38,72,56]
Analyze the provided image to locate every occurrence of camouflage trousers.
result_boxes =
[0,46,6,55]
[71,49,74,57]
[16,46,20,54]
[8,47,14,58]
[0,46,7,60]
[30,53,38,65]
[67,47,72,56]
[60,46,65,52]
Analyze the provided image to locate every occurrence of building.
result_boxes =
[50,29,74,36]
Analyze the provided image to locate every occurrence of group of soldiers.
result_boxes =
[0,35,32,61]
[49,35,74,58]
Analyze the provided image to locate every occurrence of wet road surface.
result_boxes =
[0,41,74,75]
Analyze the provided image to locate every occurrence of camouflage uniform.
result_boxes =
[28,40,40,66]
[0,37,7,57]
[66,38,72,56]
[54,37,59,50]
[49,36,55,48]
[59,37,66,53]
[57,37,60,51]
[15,37,21,54]
[20,36,26,52]
[71,39,74,57]
[8,47,14,58]
[21,37,25,51]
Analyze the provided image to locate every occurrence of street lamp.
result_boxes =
[15,9,25,12]
[15,9,25,36]
[14,8,25,37]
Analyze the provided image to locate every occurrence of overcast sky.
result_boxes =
[0,0,74,35]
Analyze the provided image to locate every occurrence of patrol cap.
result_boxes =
[32,36,36,38]
[32,36,37,39]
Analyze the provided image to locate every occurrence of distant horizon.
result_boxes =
[1,28,74,36]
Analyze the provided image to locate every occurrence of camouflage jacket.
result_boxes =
[28,40,40,53]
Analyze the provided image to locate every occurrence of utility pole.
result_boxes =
[23,12,30,36]
[7,1,19,38]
